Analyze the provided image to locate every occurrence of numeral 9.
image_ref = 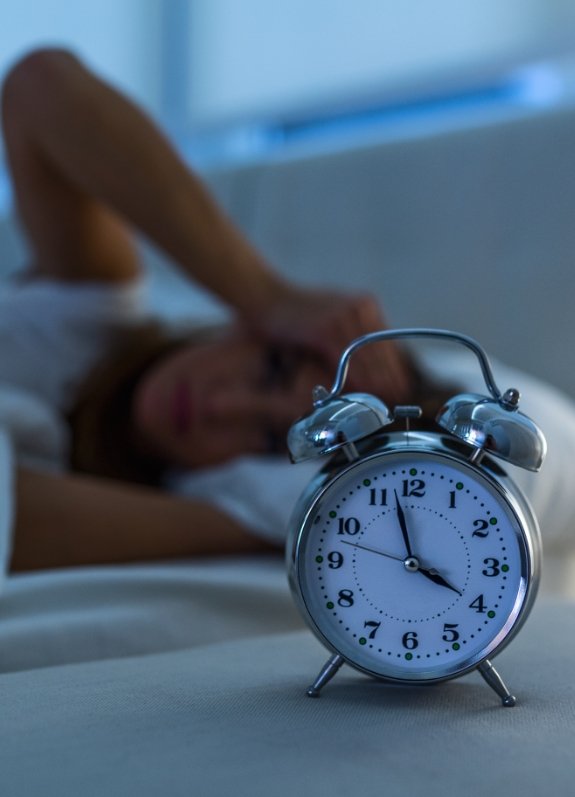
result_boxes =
[327,552,344,569]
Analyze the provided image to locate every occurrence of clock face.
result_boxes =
[293,446,536,682]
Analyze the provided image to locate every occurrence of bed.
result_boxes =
[2,98,575,795]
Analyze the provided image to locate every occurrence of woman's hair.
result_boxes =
[67,321,190,486]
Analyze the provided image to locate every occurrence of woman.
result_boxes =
[0,49,416,572]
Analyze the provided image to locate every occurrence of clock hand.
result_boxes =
[394,490,414,557]
[340,540,404,563]
[416,565,462,596]
[341,541,462,595]
[392,491,461,594]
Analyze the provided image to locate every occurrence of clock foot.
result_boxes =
[306,654,345,697]
[478,659,517,707]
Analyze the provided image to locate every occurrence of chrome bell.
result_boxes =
[287,390,393,463]
[436,388,547,471]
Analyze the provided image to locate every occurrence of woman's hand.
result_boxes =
[248,283,413,405]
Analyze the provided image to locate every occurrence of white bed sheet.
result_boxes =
[1,587,575,797]
[0,556,299,674]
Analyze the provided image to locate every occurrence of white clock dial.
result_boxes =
[294,448,534,682]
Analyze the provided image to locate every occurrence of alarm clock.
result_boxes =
[286,328,546,706]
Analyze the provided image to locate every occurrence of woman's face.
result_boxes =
[131,333,332,470]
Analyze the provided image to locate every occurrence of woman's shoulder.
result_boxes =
[0,273,148,324]
[0,274,151,412]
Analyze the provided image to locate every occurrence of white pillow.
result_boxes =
[0,384,67,589]
[0,427,14,593]
[169,352,575,555]
[420,348,575,553]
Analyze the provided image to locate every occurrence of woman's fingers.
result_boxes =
[250,286,414,404]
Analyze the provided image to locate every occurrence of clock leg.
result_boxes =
[306,653,345,697]
[477,659,517,707]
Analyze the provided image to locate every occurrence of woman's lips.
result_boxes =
[173,381,192,434]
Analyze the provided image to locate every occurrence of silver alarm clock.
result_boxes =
[286,329,545,706]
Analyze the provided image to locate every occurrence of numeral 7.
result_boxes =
[363,621,381,639]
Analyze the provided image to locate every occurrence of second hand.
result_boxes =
[341,540,463,596]
[340,540,404,562]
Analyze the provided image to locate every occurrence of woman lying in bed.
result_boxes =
[6,49,573,578]
[1,48,423,572]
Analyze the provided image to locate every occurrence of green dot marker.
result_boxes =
[452,643,461,651]
[315,555,323,563]
[405,652,413,660]
[488,610,496,618]
[502,564,509,572]
[329,511,337,519]
[359,637,367,646]
[456,482,464,490]
[489,517,498,525]
[409,468,417,476]
[326,601,334,610]
[363,479,371,486]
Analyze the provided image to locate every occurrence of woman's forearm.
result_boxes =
[3,49,284,309]
[11,468,273,572]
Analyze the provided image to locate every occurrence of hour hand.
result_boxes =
[417,565,462,596]
[394,490,413,557]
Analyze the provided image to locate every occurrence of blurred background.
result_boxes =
[1,0,575,180]
[1,0,575,393]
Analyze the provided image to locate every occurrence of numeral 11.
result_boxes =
[369,488,387,506]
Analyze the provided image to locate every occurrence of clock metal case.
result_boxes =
[286,430,542,687]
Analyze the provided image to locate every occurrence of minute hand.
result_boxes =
[394,490,413,557]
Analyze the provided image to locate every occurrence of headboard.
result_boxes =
[201,103,575,401]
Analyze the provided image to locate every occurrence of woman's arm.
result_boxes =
[11,468,273,572]
[1,48,411,399]
[1,47,281,299]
